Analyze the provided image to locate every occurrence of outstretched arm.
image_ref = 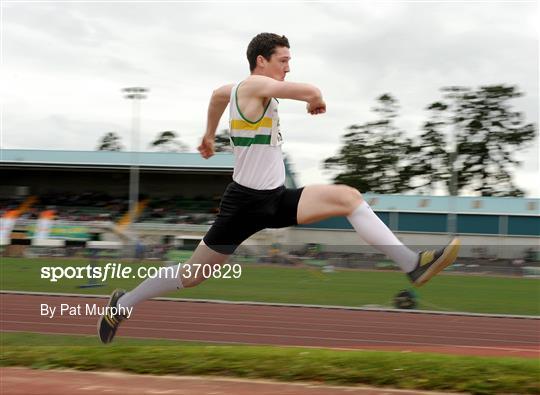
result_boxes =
[243,75,326,115]
[198,84,234,159]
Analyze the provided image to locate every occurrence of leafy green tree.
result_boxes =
[417,85,536,196]
[324,94,416,193]
[325,85,536,196]
[407,101,451,194]
[150,131,189,152]
[97,132,124,151]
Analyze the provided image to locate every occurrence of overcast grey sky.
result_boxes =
[2,1,538,196]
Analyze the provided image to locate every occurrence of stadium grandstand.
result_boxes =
[1,149,539,266]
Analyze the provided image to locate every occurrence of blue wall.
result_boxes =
[398,213,447,233]
[298,212,540,236]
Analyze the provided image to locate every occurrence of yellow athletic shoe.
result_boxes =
[98,289,126,344]
[407,238,461,287]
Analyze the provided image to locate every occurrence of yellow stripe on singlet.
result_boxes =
[230,117,272,131]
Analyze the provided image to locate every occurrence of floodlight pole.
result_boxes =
[123,87,148,246]
[448,128,458,236]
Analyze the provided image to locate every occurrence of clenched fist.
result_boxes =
[198,135,215,159]
[307,99,326,115]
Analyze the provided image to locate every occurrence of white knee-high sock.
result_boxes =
[347,201,418,272]
[118,264,183,310]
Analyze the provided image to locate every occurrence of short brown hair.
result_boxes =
[246,33,290,72]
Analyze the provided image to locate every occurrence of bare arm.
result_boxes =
[205,84,234,137]
[242,75,325,114]
[198,84,234,159]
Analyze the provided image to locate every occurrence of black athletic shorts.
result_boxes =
[203,181,304,255]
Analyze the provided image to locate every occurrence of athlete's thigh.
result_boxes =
[296,184,362,225]
[204,215,264,255]
[268,187,304,228]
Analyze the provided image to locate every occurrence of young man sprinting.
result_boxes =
[99,33,460,344]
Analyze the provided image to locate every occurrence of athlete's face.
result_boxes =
[261,46,290,81]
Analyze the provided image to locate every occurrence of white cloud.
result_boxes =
[1,1,538,196]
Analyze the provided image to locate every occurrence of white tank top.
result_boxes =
[229,82,286,190]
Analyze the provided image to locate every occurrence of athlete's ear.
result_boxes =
[256,55,267,68]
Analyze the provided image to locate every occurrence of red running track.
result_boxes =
[1,293,539,358]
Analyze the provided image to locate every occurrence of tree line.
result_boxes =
[97,130,232,153]
[324,84,535,197]
[97,84,536,197]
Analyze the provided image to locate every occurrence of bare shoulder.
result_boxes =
[241,75,296,99]
[238,76,318,103]
[213,83,235,100]
[240,75,275,95]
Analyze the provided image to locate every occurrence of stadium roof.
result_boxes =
[1,149,538,216]
[1,149,234,172]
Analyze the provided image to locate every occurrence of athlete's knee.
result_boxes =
[335,185,363,213]
[179,262,208,288]
[181,266,208,288]
[180,252,229,288]
[182,275,206,288]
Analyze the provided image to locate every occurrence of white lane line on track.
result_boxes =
[2,312,536,338]
[0,301,540,328]
[4,314,540,344]
[2,313,538,340]
[2,306,539,334]
[2,329,537,355]
[3,320,540,349]
[2,290,539,320]
[3,312,538,342]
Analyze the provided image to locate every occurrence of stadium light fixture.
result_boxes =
[123,87,149,248]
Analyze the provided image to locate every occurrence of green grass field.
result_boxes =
[1,332,538,395]
[1,257,539,315]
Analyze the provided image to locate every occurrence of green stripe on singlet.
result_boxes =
[231,134,271,147]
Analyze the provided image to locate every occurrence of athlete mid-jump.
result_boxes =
[99,33,460,344]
